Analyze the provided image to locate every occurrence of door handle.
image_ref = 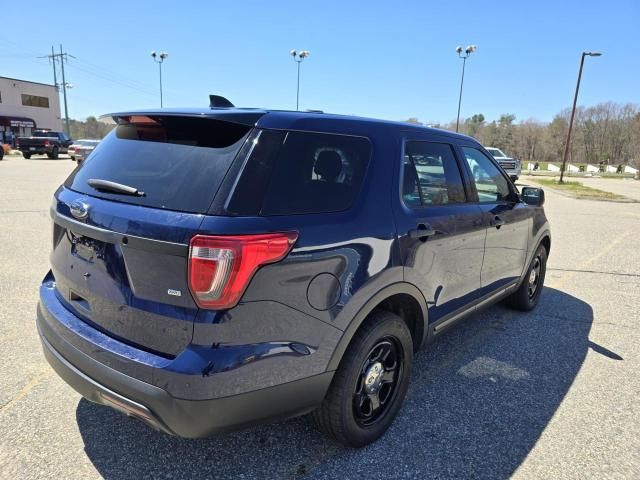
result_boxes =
[490,215,505,229]
[409,223,436,240]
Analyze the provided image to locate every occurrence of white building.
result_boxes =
[586,164,599,173]
[0,76,62,145]
[547,164,560,172]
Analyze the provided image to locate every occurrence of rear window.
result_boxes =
[34,130,58,138]
[65,116,251,213]
[227,130,371,215]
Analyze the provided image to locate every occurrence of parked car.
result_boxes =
[68,139,100,163]
[486,147,521,181]
[37,101,550,447]
[16,130,73,159]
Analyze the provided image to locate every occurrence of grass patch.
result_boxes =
[534,179,632,201]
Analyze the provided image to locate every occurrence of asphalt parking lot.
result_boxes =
[1,155,639,479]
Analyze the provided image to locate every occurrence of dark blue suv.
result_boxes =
[37,103,550,447]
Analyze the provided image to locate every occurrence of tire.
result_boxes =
[23,152,31,159]
[48,147,59,160]
[506,243,547,311]
[312,310,413,447]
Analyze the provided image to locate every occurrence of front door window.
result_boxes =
[462,147,510,202]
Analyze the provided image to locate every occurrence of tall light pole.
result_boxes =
[559,51,602,183]
[151,51,168,108]
[455,44,477,133]
[290,49,310,111]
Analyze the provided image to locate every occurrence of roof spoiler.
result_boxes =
[209,95,234,108]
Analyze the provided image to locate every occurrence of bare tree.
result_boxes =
[400,102,639,168]
[517,119,545,162]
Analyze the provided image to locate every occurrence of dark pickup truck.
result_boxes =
[17,130,73,159]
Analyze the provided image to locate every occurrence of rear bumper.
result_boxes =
[19,147,53,154]
[37,275,334,438]
[39,327,331,437]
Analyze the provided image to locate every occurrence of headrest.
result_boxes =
[314,151,342,181]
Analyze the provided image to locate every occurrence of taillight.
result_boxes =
[188,232,298,309]
[44,140,50,147]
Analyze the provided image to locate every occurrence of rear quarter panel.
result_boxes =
[192,120,404,381]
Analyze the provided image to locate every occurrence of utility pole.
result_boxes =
[59,45,70,136]
[50,46,58,91]
[45,46,74,136]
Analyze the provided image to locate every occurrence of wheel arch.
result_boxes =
[518,229,551,289]
[539,233,551,254]
[327,282,428,371]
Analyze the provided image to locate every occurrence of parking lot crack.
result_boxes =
[0,209,47,214]
[537,311,635,330]
[0,370,53,414]
[548,268,640,279]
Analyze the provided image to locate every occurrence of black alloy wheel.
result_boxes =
[312,311,413,447]
[528,255,542,300]
[506,243,547,311]
[353,337,403,427]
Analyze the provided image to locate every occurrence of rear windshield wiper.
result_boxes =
[87,178,145,197]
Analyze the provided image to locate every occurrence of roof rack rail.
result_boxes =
[209,95,235,108]
[305,109,324,113]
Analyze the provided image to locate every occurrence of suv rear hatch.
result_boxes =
[51,113,257,357]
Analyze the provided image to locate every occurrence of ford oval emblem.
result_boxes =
[69,199,90,220]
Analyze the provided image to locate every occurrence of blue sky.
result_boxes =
[1,0,638,123]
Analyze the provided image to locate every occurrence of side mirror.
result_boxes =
[521,187,545,206]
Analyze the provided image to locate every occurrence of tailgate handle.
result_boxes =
[408,223,437,241]
[70,290,91,312]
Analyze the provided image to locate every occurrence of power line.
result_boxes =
[0,35,46,58]
[73,56,153,91]
[69,56,181,99]
[67,61,157,98]
[3,37,180,111]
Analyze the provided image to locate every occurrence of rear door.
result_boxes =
[394,139,485,324]
[458,145,530,291]
[52,114,254,357]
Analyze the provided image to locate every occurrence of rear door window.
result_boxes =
[402,141,467,207]
[227,130,371,215]
[66,116,251,213]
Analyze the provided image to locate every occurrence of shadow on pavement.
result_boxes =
[77,287,593,479]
